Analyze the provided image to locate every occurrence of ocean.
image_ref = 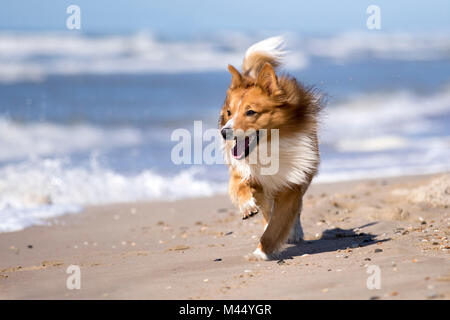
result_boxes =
[0,31,449,232]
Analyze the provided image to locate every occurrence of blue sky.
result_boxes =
[1,0,449,36]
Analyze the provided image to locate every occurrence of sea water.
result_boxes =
[0,32,449,231]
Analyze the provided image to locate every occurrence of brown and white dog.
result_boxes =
[219,36,322,260]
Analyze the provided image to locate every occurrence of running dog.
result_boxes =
[219,36,322,260]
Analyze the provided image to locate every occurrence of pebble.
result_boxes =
[374,248,383,253]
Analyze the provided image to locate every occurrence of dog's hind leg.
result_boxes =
[252,188,273,230]
[286,199,304,244]
[253,186,303,260]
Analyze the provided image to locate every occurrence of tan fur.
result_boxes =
[219,39,322,259]
[242,53,281,78]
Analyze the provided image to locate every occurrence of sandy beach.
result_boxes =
[0,173,449,300]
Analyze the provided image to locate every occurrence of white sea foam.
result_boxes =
[0,157,226,232]
[304,32,450,61]
[317,85,450,182]
[1,31,449,83]
[0,117,143,161]
[322,84,450,149]
[0,32,306,83]
[0,205,81,233]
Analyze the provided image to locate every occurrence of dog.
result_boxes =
[219,36,322,260]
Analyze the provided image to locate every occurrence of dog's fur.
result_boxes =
[219,36,322,260]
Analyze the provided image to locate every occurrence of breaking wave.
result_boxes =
[0,158,226,232]
[1,31,449,83]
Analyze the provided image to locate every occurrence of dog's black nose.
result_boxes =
[221,128,233,140]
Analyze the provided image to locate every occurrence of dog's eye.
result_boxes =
[227,110,231,116]
[245,110,256,116]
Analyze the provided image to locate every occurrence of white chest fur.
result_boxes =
[226,133,319,196]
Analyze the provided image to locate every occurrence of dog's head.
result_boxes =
[219,63,292,160]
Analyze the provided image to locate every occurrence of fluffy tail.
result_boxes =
[242,36,286,78]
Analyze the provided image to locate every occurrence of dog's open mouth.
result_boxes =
[231,131,259,160]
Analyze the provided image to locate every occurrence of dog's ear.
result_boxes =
[256,63,280,96]
[228,64,242,89]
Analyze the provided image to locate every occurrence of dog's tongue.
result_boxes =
[232,137,250,159]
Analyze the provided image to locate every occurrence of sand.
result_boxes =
[0,173,449,299]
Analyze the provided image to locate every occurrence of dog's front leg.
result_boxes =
[228,170,259,219]
[228,170,273,225]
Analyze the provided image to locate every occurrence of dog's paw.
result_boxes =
[252,247,269,260]
[240,197,259,220]
[245,247,270,261]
